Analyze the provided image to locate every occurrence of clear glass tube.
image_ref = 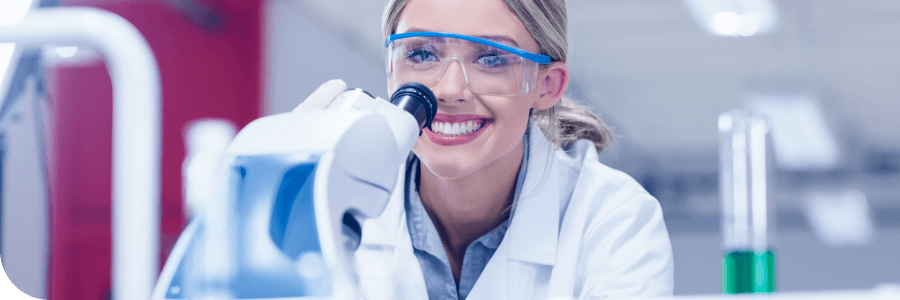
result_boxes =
[182,120,237,300]
[718,109,775,294]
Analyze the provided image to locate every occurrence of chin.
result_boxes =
[416,151,483,180]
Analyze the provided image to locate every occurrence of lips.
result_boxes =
[424,113,492,146]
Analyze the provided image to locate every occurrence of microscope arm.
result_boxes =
[221,91,420,299]
[152,84,432,299]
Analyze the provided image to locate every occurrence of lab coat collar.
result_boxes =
[503,121,560,266]
[360,122,561,267]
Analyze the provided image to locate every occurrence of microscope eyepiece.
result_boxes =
[390,82,437,133]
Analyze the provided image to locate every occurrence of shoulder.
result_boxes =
[551,140,674,297]
[554,139,654,216]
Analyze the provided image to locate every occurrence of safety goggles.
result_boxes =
[385,32,552,96]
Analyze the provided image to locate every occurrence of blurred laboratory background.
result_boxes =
[1,0,898,299]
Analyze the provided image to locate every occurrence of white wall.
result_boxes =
[264,0,388,116]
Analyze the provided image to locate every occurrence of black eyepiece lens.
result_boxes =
[389,82,437,133]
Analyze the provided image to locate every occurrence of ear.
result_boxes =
[533,62,569,111]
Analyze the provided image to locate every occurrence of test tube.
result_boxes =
[718,110,775,294]
[182,120,237,299]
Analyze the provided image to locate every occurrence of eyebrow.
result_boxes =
[474,35,520,48]
[404,28,521,48]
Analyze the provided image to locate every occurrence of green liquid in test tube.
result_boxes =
[723,250,775,293]
[718,110,776,294]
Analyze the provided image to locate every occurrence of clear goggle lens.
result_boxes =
[387,36,540,96]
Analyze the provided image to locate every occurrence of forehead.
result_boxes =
[396,0,539,52]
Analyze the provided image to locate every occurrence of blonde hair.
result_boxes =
[383,0,612,153]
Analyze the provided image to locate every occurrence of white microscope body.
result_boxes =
[152,84,436,300]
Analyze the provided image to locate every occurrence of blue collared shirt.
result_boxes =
[404,128,530,300]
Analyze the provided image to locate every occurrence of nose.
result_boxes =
[433,58,470,105]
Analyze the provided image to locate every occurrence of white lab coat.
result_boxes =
[355,121,674,300]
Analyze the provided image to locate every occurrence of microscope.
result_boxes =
[151,83,437,299]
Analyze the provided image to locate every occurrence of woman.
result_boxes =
[354,0,674,299]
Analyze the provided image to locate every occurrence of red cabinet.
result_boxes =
[48,1,263,298]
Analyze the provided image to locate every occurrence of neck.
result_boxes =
[417,138,524,258]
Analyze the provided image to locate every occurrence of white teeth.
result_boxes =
[443,123,452,135]
[433,120,485,136]
[442,123,452,135]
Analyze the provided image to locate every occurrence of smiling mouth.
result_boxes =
[430,119,488,137]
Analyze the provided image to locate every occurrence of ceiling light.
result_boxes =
[746,93,840,170]
[804,189,873,247]
[683,0,778,37]
[55,46,78,58]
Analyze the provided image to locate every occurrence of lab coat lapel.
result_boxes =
[357,163,429,300]
[468,123,560,300]
[468,244,553,300]
[506,121,560,265]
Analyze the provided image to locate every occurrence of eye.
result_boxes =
[405,48,439,63]
[475,52,509,67]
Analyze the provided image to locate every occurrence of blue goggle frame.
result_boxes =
[385,31,553,64]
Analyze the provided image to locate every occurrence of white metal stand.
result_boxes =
[0,7,160,300]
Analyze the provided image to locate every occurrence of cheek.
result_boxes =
[494,98,536,128]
